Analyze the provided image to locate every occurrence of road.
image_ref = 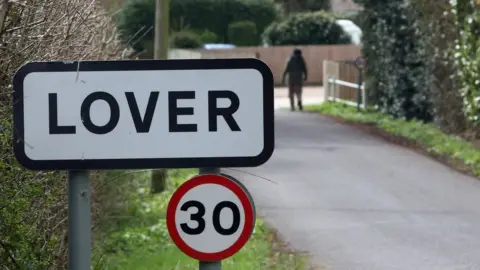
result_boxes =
[274,86,324,109]
[231,88,480,270]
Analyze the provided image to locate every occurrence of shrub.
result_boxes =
[0,0,125,269]
[262,11,352,46]
[116,0,155,52]
[279,0,331,13]
[353,0,433,122]
[228,21,258,46]
[451,0,480,130]
[116,0,281,50]
[170,0,280,43]
[198,30,218,43]
[332,11,363,27]
[411,0,466,133]
[169,31,203,49]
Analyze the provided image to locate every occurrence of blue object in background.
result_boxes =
[203,43,236,50]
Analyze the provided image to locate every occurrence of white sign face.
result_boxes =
[166,174,255,261]
[175,184,245,253]
[12,59,274,170]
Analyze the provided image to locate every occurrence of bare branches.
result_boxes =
[0,0,128,268]
[0,0,126,71]
[0,0,9,34]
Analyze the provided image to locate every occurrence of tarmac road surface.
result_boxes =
[273,86,323,109]
[230,93,480,270]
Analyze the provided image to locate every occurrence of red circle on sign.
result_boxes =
[166,174,255,261]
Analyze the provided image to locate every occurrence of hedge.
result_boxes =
[228,21,258,46]
[262,11,352,46]
[169,31,203,49]
[116,0,281,51]
[353,0,433,122]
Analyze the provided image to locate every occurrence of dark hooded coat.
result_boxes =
[283,49,308,86]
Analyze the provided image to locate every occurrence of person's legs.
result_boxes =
[295,85,303,111]
[288,83,296,111]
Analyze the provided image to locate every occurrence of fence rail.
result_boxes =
[326,77,366,109]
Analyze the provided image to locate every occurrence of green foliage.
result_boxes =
[115,0,155,52]
[451,1,480,127]
[169,31,203,49]
[170,0,280,43]
[116,0,281,51]
[197,29,218,43]
[228,21,258,46]
[331,11,362,27]
[409,0,466,134]
[277,0,331,13]
[455,20,480,124]
[262,11,352,46]
[301,0,331,11]
[306,102,480,175]
[98,169,307,269]
[0,90,67,269]
[352,0,433,122]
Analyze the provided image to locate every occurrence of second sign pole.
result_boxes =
[198,167,222,270]
[68,170,91,270]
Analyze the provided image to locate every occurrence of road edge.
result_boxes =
[306,111,478,180]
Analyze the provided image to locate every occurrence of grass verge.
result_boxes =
[305,102,480,177]
[93,169,307,270]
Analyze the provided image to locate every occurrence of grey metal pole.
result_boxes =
[199,167,220,175]
[356,70,363,112]
[332,77,337,102]
[199,261,222,270]
[198,167,221,270]
[68,170,91,270]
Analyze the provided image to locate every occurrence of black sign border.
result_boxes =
[12,58,274,170]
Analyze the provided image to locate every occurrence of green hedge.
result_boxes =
[353,0,433,122]
[279,0,331,13]
[262,11,351,46]
[228,21,258,46]
[116,0,281,51]
[169,31,203,49]
[197,30,218,43]
[115,0,155,52]
[452,1,480,127]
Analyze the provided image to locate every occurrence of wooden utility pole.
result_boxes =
[151,0,170,194]
[154,0,169,59]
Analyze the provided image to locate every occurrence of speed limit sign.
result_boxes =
[166,173,256,261]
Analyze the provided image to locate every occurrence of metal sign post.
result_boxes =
[356,71,363,112]
[199,167,222,270]
[199,260,222,270]
[67,171,91,270]
[354,56,366,112]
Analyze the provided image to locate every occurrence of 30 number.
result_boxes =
[180,200,241,236]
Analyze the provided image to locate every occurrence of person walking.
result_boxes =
[282,48,308,111]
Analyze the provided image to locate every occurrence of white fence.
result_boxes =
[323,60,366,109]
[325,76,366,109]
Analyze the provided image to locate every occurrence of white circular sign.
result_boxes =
[166,174,255,261]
